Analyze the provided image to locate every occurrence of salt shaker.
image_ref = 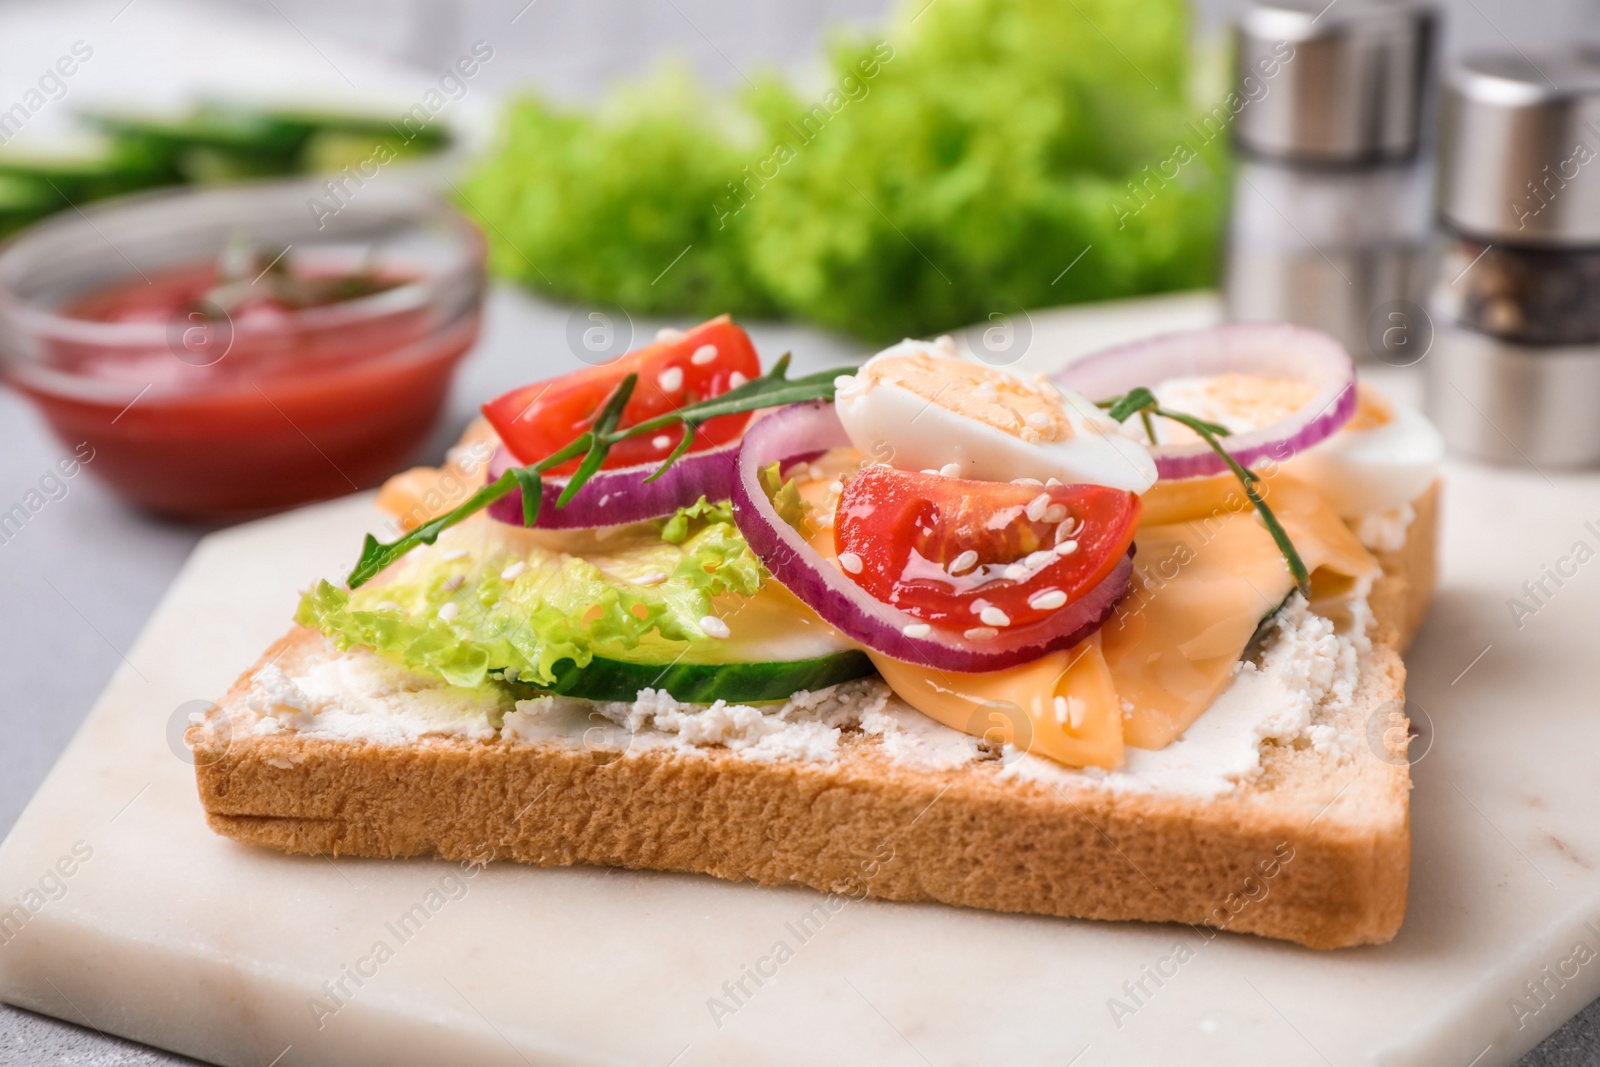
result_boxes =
[1427,52,1600,467]
[1225,0,1439,362]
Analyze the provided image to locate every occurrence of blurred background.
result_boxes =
[3,0,1600,1061]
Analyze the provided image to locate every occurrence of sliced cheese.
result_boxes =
[1104,472,1377,750]
[868,636,1123,769]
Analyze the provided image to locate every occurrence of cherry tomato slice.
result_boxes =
[483,315,761,472]
[833,468,1141,631]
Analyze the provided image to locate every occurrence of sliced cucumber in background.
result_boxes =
[508,649,875,704]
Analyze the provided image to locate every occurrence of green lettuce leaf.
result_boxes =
[457,66,776,320]
[296,508,765,689]
[759,462,816,537]
[458,0,1225,341]
[658,495,734,543]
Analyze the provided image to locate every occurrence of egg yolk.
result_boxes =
[851,352,1074,445]
[1152,373,1318,443]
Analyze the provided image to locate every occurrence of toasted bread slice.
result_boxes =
[190,483,1438,950]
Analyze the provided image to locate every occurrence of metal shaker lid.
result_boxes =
[1437,52,1600,244]
[1233,0,1437,164]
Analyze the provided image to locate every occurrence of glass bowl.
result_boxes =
[0,178,485,520]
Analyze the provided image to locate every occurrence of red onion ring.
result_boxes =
[730,402,1133,671]
[486,443,739,529]
[1052,323,1357,481]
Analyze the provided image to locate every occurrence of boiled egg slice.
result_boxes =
[1282,384,1444,517]
[1148,373,1442,518]
[833,337,1158,492]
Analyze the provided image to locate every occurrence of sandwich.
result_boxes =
[188,315,1443,950]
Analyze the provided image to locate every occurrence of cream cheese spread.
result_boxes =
[239,579,1373,799]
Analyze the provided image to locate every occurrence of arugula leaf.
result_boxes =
[1106,387,1156,424]
[557,372,637,506]
[511,467,543,527]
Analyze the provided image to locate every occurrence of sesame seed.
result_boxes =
[1030,588,1068,611]
[940,462,962,478]
[920,469,940,475]
[442,575,465,592]
[1045,478,1063,487]
[1003,563,1027,580]
[1054,517,1079,542]
[828,480,844,495]
[1025,493,1051,522]
[635,571,669,586]
[729,371,748,388]
[976,381,998,400]
[691,344,719,365]
[950,550,979,575]
[964,626,999,640]
[652,434,672,450]
[437,602,460,622]
[503,667,520,683]
[903,623,931,638]
[1043,504,1069,524]
[980,606,1011,627]
[700,615,731,639]
[657,366,684,392]
[1026,412,1051,430]
[500,561,526,581]
[656,327,686,343]
[1056,540,1079,556]
[838,551,864,574]
[441,548,468,561]
[1012,477,1044,486]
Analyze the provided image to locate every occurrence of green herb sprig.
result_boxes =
[1100,387,1311,596]
[347,353,842,588]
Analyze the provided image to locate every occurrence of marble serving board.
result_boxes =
[5,297,1600,1067]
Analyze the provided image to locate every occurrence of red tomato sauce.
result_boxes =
[12,263,478,519]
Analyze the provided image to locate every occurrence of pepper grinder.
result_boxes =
[1427,51,1600,467]
[1225,0,1439,362]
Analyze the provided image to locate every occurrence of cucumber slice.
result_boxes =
[509,649,875,704]
[0,142,171,202]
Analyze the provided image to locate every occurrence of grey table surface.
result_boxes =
[3,284,1598,1066]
